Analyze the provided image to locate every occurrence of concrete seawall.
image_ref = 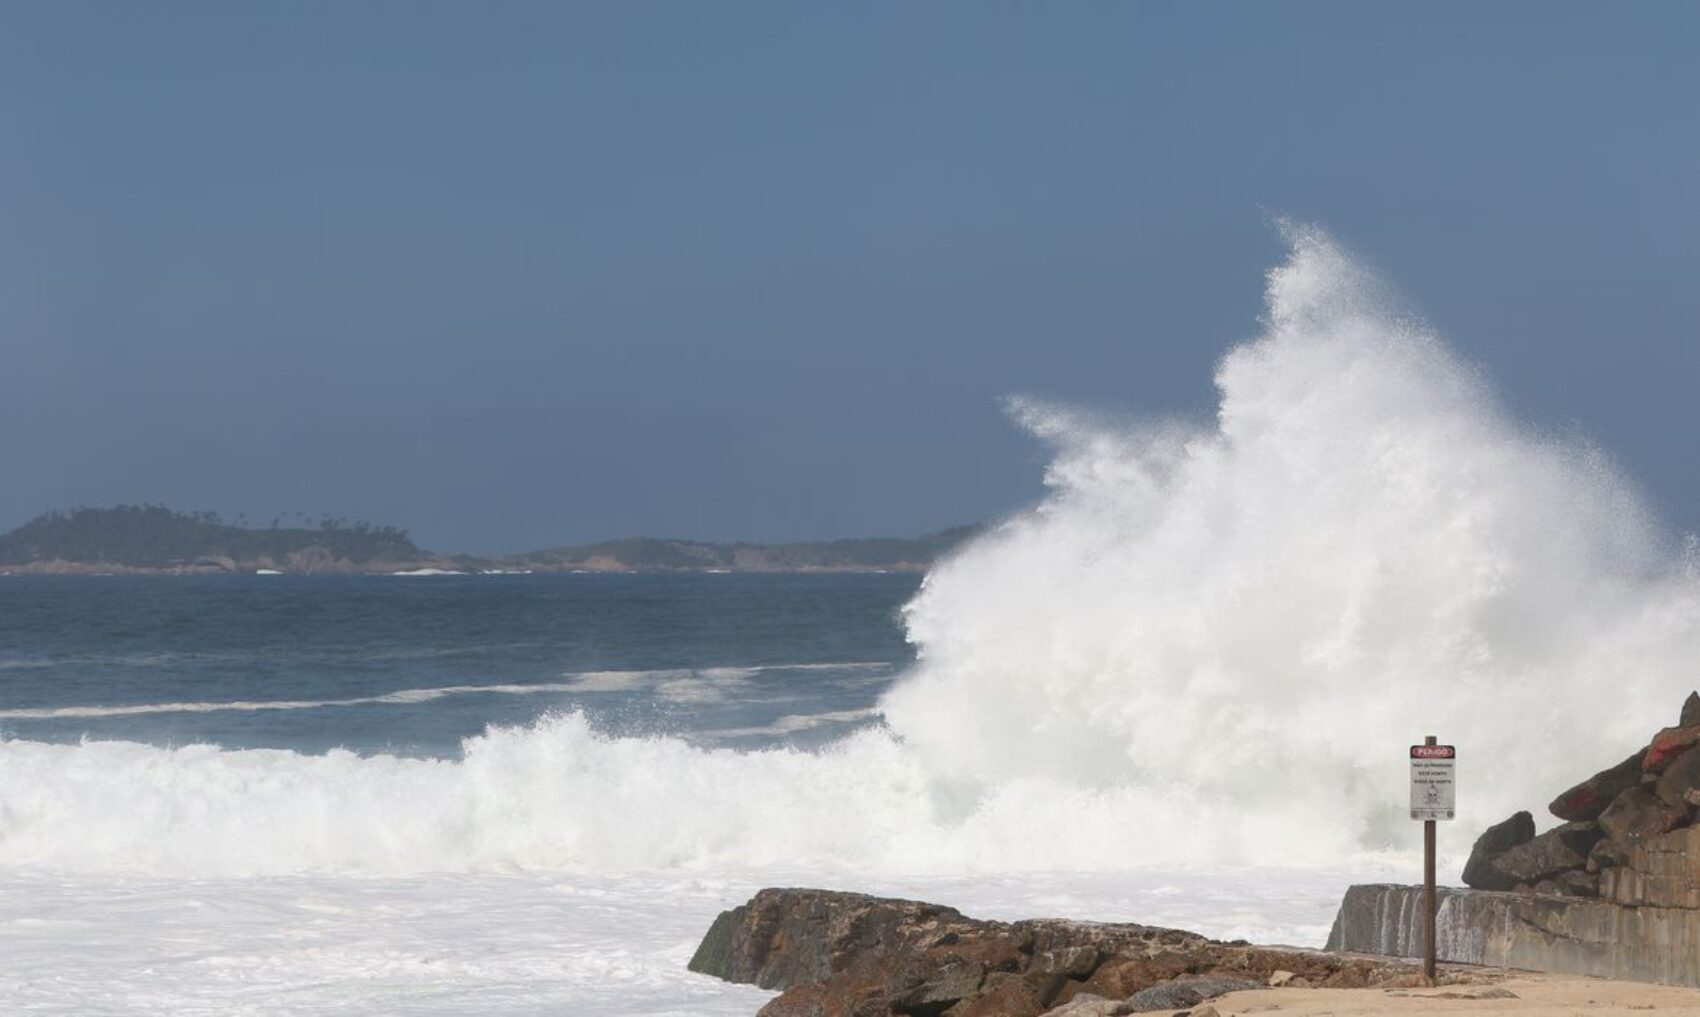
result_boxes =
[1327,884,1700,987]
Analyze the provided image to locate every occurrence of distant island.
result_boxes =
[0,505,980,575]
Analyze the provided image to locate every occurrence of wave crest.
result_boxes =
[883,227,1698,851]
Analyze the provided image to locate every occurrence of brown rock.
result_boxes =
[889,955,990,1013]
[945,973,1043,1017]
[1585,836,1625,873]
[1549,752,1644,821]
[700,888,1426,1016]
[1643,725,1700,772]
[1563,869,1600,896]
[1021,919,1206,959]
[1552,870,1600,897]
[1034,947,1100,980]
[1681,691,1700,727]
[1038,996,1120,1017]
[1554,820,1604,854]
[1487,821,1601,886]
[1020,968,1075,1009]
[1045,977,1108,1011]
[689,889,985,990]
[1124,975,1261,1011]
[757,969,887,1017]
[1209,944,1401,990]
[1075,954,1191,1000]
[1655,743,1700,806]
[1598,786,1689,849]
[1462,811,1535,889]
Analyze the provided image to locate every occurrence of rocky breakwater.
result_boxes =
[691,888,1445,1016]
[1329,691,1700,987]
[1464,691,1700,901]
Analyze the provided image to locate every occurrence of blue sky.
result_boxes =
[2,2,1696,552]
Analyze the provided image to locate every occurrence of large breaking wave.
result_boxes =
[5,225,1696,877]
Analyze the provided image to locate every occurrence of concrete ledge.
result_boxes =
[1603,826,1700,908]
[1327,884,1700,987]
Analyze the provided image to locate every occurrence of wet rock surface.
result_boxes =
[691,888,1426,1017]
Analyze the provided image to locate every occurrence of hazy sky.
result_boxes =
[3,3,1696,553]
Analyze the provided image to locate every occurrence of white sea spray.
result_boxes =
[887,223,1698,859]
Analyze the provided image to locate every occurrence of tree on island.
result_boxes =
[0,504,421,566]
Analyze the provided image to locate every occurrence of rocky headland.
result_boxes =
[0,505,976,575]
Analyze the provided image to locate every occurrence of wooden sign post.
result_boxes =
[1409,736,1456,981]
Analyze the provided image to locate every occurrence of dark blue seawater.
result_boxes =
[0,573,920,757]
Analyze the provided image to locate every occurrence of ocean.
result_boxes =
[0,572,914,759]
[7,226,1700,1014]
[0,573,1361,1015]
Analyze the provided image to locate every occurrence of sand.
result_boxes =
[1208,972,1700,1015]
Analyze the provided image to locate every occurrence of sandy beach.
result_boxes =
[1208,973,1700,1015]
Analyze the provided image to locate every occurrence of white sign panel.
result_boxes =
[1410,744,1456,821]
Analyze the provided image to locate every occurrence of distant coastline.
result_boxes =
[0,505,979,576]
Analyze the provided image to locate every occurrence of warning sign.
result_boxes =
[1410,744,1456,821]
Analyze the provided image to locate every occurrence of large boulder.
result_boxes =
[1121,975,1261,1012]
[1487,821,1602,886]
[1655,743,1700,807]
[1598,786,1689,849]
[1461,811,1535,890]
[1681,691,1700,728]
[1068,956,1192,1002]
[688,888,988,991]
[1039,996,1121,1017]
[1549,752,1645,821]
[950,974,1045,1017]
[1643,725,1700,773]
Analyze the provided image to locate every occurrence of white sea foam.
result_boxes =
[0,662,891,720]
[0,682,585,720]
[4,226,1695,886]
[0,714,931,875]
[706,707,883,739]
[0,656,55,672]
